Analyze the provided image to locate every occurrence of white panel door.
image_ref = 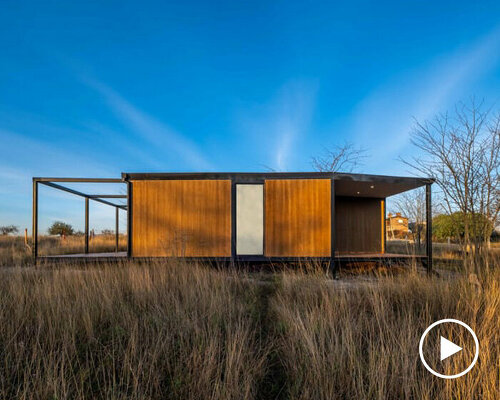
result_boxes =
[236,184,264,255]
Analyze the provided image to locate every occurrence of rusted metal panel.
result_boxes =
[265,179,331,257]
[131,180,231,257]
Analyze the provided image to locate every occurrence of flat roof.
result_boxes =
[122,172,433,198]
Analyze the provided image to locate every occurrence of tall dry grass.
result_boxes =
[0,242,498,399]
[0,261,268,399]
[0,235,127,267]
[387,239,500,260]
[272,264,499,399]
[0,235,31,266]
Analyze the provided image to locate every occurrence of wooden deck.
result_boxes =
[39,252,127,263]
[38,252,426,264]
[43,252,127,258]
[334,253,427,265]
[336,253,425,260]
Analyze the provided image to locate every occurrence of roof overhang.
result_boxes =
[122,172,433,198]
[333,173,433,198]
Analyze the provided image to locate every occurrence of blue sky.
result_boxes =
[1,0,500,232]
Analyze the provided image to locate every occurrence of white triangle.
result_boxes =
[440,336,462,361]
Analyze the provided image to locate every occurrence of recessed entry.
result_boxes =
[236,184,264,255]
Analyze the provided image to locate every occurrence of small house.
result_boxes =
[32,172,434,272]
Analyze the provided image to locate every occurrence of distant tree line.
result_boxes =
[46,222,117,237]
[0,225,19,235]
[432,212,496,242]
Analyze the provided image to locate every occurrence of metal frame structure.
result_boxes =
[121,172,434,274]
[32,178,127,260]
[33,172,434,274]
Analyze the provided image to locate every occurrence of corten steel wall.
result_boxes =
[334,196,385,254]
[131,180,231,257]
[265,179,331,257]
[130,178,387,258]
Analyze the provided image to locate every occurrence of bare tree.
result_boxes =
[0,225,19,235]
[402,99,500,255]
[391,188,426,251]
[312,142,368,172]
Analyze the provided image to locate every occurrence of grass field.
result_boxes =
[0,235,127,266]
[0,236,498,399]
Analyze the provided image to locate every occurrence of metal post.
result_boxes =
[330,177,339,279]
[426,183,433,273]
[115,206,119,252]
[127,181,132,258]
[383,199,387,253]
[230,180,236,263]
[85,197,89,254]
[32,179,38,261]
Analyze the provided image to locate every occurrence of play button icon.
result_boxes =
[440,336,462,361]
[419,319,479,379]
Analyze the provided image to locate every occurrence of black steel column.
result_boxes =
[426,183,433,273]
[330,177,339,278]
[85,197,89,254]
[115,206,119,252]
[383,198,387,253]
[127,181,132,258]
[32,179,38,261]
[230,180,236,263]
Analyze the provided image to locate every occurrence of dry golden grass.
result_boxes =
[0,237,498,399]
[272,264,499,399]
[0,261,268,399]
[387,239,500,260]
[0,235,30,266]
[0,235,127,266]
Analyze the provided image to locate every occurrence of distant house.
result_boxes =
[386,212,409,239]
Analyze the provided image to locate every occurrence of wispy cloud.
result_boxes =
[347,24,500,172]
[82,121,167,170]
[82,78,215,171]
[0,128,115,177]
[237,80,317,171]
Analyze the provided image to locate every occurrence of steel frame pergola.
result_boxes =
[32,178,127,259]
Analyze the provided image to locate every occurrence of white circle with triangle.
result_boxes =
[419,318,479,379]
